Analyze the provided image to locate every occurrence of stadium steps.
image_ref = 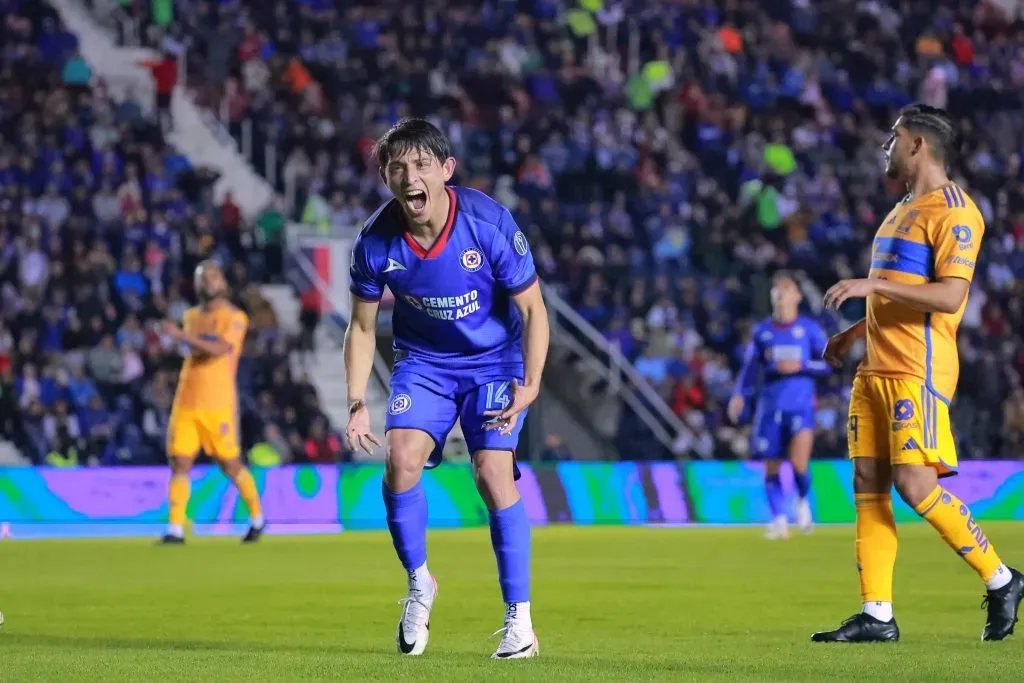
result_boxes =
[260,285,301,337]
[260,283,388,461]
[0,441,29,465]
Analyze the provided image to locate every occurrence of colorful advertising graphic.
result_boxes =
[0,461,1022,539]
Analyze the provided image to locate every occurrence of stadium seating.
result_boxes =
[0,3,345,466]
[80,0,1024,459]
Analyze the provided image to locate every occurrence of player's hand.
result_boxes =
[345,401,382,456]
[823,330,857,369]
[775,359,802,375]
[727,395,745,425]
[823,278,877,312]
[161,320,183,340]
[483,379,538,436]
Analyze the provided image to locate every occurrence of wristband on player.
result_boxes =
[348,399,365,415]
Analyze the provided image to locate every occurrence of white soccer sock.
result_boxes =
[251,514,265,529]
[987,564,1012,591]
[166,524,184,538]
[862,601,893,622]
[507,601,532,629]
[408,562,433,594]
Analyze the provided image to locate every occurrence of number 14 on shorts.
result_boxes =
[483,381,511,425]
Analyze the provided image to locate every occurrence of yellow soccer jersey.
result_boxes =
[858,183,984,403]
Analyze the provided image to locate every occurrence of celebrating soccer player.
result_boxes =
[159,261,265,544]
[728,271,830,539]
[343,118,549,659]
[813,104,1023,643]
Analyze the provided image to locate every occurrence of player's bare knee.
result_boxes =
[472,452,517,509]
[853,458,891,494]
[219,458,243,478]
[764,459,782,477]
[169,456,192,476]
[384,435,430,491]
[892,465,936,508]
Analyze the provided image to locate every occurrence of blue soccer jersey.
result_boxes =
[350,186,538,470]
[732,316,831,459]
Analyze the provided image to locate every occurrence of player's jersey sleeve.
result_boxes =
[487,208,538,294]
[349,231,384,302]
[218,308,248,355]
[732,331,761,399]
[802,321,831,377]
[932,206,984,282]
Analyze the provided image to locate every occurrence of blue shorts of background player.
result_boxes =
[751,404,815,536]
[751,406,815,461]
[385,357,525,479]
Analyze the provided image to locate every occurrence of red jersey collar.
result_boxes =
[402,187,458,260]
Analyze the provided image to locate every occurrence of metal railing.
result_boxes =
[542,285,692,451]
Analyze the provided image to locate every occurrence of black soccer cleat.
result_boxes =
[241,524,265,543]
[811,613,900,643]
[157,534,185,545]
[982,567,1024,641]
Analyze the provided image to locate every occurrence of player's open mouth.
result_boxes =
[405,190,427,212]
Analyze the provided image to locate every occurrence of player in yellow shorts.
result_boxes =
[159,261,265,544]
[812,104,1023,643]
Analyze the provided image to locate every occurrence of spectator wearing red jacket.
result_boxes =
[138,50,178,131]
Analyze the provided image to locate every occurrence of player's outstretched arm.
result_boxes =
[869,277,969,314]
[344,295,383,454]
[727,336,760,424]
[344,295,379,408]
[484,282,549,435]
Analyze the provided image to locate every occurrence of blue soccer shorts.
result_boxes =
[751,405,815,460]
[384,357,526,478]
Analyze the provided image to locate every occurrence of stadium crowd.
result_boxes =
[0,3,345,466]
[84,0,1024,461]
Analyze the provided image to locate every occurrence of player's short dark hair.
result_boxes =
[772,269,797,286]
[372,118,454,169]
[897,104,958,167]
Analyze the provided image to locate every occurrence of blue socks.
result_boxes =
[383,481,428,571]
[765,474,785,518]
[489,499,531,604]
[384,481,531,605]
[794,468,812,500]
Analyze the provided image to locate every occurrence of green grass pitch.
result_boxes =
[1,524,1024,682]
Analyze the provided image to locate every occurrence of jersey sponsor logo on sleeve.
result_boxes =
[459,248,483,272]
[895,209,919,235]
[389,393,412,415]
[383,258,406,273]
[944,254,976,269]
[513,231,529,256]
[951,225,973,251]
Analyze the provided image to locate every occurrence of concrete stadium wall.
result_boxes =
[1,461,1023,539]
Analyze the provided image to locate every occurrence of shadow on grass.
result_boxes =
[1,633,386,656]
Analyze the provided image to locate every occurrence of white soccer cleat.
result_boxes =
[491,604,539,659]
[765,514,790,540]
[796,498,814,534]
[396,576,437,656]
